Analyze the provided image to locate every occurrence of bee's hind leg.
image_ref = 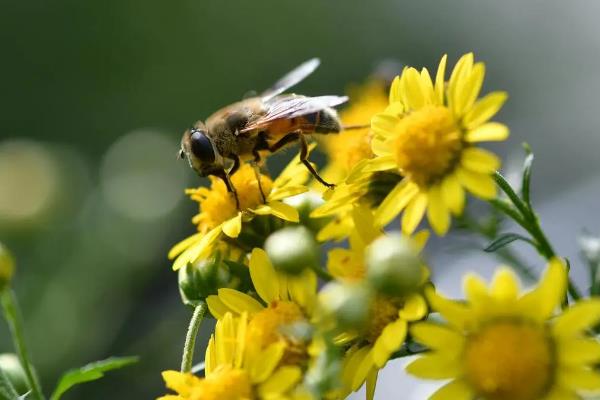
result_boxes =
[216,163,240,210]
[251,150,267,203]
[297,134,335,189]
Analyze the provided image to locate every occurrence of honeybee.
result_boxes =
[179,59,359,206]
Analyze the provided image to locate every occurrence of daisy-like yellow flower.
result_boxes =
[407,259,600,400]
[159,312,301,400]
[320,80,388,183]
[324,207,429,399]
[207,248,317,367]
[168,157,310,271]
[369,53,509,235]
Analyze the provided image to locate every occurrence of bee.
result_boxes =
[179,58,360,207]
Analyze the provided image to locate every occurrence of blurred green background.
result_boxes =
[2,1,600,398]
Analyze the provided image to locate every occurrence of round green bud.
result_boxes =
[284,192,328,233]
[0,243,15,290]
[318,281,372,331]
[178,254,229,306]
[264,226,319,275]
[0,353,29,394]
[365,232,423,296]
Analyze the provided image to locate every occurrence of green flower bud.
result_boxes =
[365,232,423,296]
[178,253,229,306]
[284,192,328,233]
[0,353,29,395]
[0,243,15,290]
[264,226,318,275]
[318,281,372,331]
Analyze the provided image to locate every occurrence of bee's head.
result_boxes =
[180,123,220,176]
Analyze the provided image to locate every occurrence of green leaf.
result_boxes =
[484,233,535,252]
[0,368,19,400]
[50,356,138,400]
[521,149,534,208]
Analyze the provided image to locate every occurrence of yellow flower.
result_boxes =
[206,248,317,367]
[320,80,388,183]
[369,53,509,235]
[324,207,430,399]
[169,157,310,271]
[407,259,600,400]
[159,312,301,400]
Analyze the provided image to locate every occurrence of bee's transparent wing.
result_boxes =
[260,58,321,101]
[240,94,348,133]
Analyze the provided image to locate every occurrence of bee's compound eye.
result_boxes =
[190,130,215,163]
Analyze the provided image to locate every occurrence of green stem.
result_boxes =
[0,289,44,400]
[310,264,333,282]
[180,301,208,373]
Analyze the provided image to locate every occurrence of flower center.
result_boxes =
[246,301,307,365]
[393,105,462,187]
[463,320,554,400]
[366,297,400,343]
[192,365,253,400]
[191,164,273,231]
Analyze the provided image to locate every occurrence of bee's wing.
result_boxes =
[239,95,348,133]
[260,58,321,101]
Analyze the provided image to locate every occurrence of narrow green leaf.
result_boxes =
[484,233,535,252]
[50,356,138,400]
[0,368,19,400]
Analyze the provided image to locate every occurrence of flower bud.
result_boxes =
[365,232,423,296]
[0,243,15,290]
[318,281,372,331]
[0,353,28,394]
[264,226,318,275]
[178,253,229,306]
[284,192,328,233]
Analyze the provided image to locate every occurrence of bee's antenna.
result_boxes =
[342,124,370,131]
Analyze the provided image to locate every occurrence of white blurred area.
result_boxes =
[100,129,187,221]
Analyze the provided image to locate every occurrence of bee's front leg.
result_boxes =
[214,168,240,210]
[297,134,335,189]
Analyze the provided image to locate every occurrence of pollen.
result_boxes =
[189,164,273,231]
[463,320,554,400]
[191,365,253,400]
[393,106,462,187]
[366,296,400,343]
[246,301,307,365]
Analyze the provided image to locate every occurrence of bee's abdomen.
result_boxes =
[303,108,342,134]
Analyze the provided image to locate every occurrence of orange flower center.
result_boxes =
[463,320,554,400]
[246,301,307,365]
[189,164,273,231]
[393,105,462,187]
[366,297,399,343]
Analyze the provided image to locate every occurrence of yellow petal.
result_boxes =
[249,342,285,384]
[434,54,448,105]
[269,185,308,201]
[405,353,462,379]
[374,180,418,227]
[403,67,427,110]
[374,319,407,367]
[520,258,567,322]
[559,367,600,391]
[400,294,428,321]
[543,386,580,400]
[258,366,301,397]
[172,226,222,271]
[366,369,378,400]
[205,335,215,374]
[410,322,464,351]
[490,267,520,302]
[217,288,264,315]
[456,167,497,199]
[553,299,600,338]
[249,248,280,304]
[215,313,236,367]
[254,201,299,222]
[448,53,474,114]
[441,173,465,215]
[453,62,485,117]
[371,113,400,139]
[465,122,509,142]
[206,295,231,319]
[463,91,508,129]
[427,185,451,235]
[168,232,202,260]
[556,338,600,366]
[420,67,435,105]
[288,269,317,312]
[412,229,430,251]
[234,312,247,369]
[388,75,402,104]
[426,286,471,330]
[463,273,490,304]
[401,192,428,234]
[461,147,501,174]
[352,205,380,244]
[363,155,397,172]
[352,348,375,391]
[222,213,242,238]
[430,379,475,400]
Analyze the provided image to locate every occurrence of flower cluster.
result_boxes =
[161,54,600,400]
